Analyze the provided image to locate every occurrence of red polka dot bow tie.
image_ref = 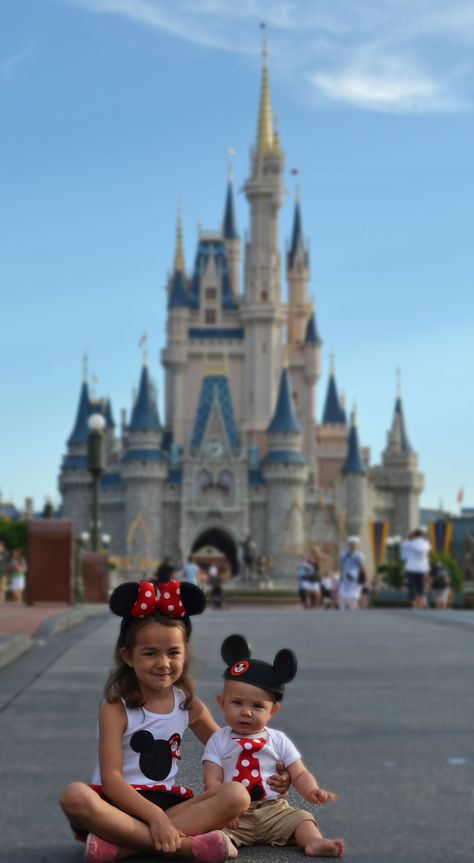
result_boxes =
[233,737,267,801]
[131,581,185,620]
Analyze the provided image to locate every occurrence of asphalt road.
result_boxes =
[0,607,473,863]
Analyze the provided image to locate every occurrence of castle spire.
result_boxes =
[173,206,185,273]
[223,173,238,239]
[321,362,346,425]
[256,26,275,157]
[267,367,302,434]
[168,207,188,308]
[129,364,162,432]
[67,379,92,446]
[288,196,304,269]
[342,409,367,475]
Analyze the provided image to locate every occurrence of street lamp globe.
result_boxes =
[88,413,106,433]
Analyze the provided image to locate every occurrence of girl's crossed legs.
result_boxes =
[61,781,249,860]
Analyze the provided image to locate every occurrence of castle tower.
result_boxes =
[222,165,240,296]
[341,408,367,541]
[241,34,286,441]
[162,209,191,445]
[123,361,167,572]
[316,357,348,486]
[59,373,94,535]
[372,387,423,537]
[287,193,310,348]
[262,366,308,577]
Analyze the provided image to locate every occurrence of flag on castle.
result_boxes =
[457,487,464,504]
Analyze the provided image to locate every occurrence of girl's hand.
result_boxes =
[148,810,183,853]
[309,787,338,805]
[268,761,290,797]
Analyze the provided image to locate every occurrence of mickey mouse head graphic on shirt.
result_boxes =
[130,730,182,782]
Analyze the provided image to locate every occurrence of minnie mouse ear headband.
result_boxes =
[110,580,206,645]
[221,634,297,701]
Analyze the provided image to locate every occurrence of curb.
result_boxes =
[0,634,33,670]
[0,604,108,670]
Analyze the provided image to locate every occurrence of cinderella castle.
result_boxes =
[59,43,424,581]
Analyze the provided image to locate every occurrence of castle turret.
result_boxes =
[341,408,367,541]
[241,33,286,440]
[222,167,240,296]
[123,362,167,572]
[371,387,423,536]
[162,209,191,443]
[287,194,310,348]
[262,366,308,578]
[316,357,349,486]
[60,374,94,535]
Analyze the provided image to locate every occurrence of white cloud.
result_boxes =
[67,0,474,113]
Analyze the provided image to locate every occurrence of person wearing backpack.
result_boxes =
[430,561,451,609]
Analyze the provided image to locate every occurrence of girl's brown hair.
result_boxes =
[104,611,194,710]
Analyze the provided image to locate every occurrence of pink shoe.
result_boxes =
[84,833,119,862]
[191,830,231,863]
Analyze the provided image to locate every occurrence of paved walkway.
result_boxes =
[0,600,107,668]
[0,606,473,862]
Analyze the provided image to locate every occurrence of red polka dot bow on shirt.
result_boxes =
[131,581,185,620]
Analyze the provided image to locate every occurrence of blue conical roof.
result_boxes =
[288,200,306,269]
[168,269,188,308]
[321,374,345,424]
[67,381,92,445]
[104,398,115,429]
[129,365,161,431]
[342,419,367,475]
[304,312,322,345]
[223,179,238,239]
[394,396,412,453]
[267,368,302,434]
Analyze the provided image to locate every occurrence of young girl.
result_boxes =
[60,580,252,862]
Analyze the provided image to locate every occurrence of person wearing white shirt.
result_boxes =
[401,529,431,608]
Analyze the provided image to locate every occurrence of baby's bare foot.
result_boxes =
[305,837,344,857]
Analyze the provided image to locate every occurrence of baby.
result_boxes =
[202,634,344,857]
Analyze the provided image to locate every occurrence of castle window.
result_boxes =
[292,390,299,402]
[206,287,217,300]
[260,290,268,302]
[205,309,216,324]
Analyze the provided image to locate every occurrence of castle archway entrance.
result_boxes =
[191,527,239,576]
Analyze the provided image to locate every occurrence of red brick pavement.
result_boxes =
[0,601,71,638]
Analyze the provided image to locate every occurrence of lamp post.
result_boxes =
[87,413,106,552]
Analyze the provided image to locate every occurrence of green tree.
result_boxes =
[0,519,28,553]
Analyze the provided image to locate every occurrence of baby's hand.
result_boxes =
[148,810,182,853]
[309,787,339,805]
[227,817,240,830]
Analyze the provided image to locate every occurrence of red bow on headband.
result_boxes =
[131,581,186,621]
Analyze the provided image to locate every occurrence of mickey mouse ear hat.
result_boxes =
[110,580,206,645]
[221,634,297,701]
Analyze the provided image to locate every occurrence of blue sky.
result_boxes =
[1,0,473,513]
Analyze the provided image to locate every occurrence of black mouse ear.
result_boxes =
[109,582,140,617]
[221,634,251,666]
[179,582,206,616]
[273,649,297,684]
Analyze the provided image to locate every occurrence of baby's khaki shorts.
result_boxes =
[224,797,317,847]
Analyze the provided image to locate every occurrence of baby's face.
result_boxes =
[217,679,279,735]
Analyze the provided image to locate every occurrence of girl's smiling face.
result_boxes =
[120,621,187,698]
